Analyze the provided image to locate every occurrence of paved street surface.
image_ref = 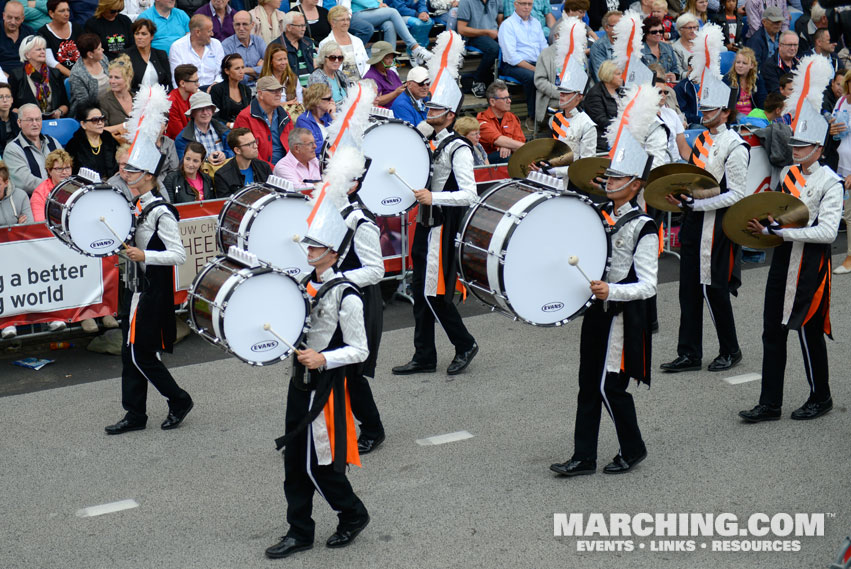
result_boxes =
[2,249,851,569]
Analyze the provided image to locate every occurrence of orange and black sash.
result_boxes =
[551,112,570,140]
[780,165,805,198]
[687,131,713,169]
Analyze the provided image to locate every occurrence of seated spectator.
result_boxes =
[65,104,119,177]
[744,6,783,68]
[67,0,99,27]
[9,35,70,118]
[30,147,72,222]
[166,63,198,139]
[650,0,675,42]
[562,0,596,42]
[125,18,172,92]
[583,60,621,154]
[743,91,786,127]
[4,104,62,194]
[68,33,109,117]
[215,127,271,197]
[279,11,315,87]
[22,0,50,35]
[531,20,559,128]
[725,47,764,118]
[108,142,171,200]
[713,0,744,51]
[760,30,798,95]
[641,16,679,83]
[221,11,266,89]
[156,126,180,181]
[349,0,431,64]
[293,0,330,46]
[318,6,368,83]
[745,0,787,40]
[195,0,234,41]
[260,42,302,106]
[210,54,251,126]
[250,0,286,45]
[793,1,826,57]
[627,0,653,19]
[38,0,81,78]
[308,40,351,108]
[672,13,698,79]
[778,73,793,97]
[477,80,525,163]
[138,0,190,53]
[1,2,35,73]
[272,126,320,185]
[164,141,213,202]
[363,41,403,107]
[84,0,132,56]
[233,75,293,164]
[0,82,20,156]
[390,64,428,126]
[498,0,547,124]
[385,0,434,49]
[589,10,620,82]
[99,53,133,142]
[0,159,32,226]
[674,67,701,128]
[809,28,838,71]
[454,115,488,165]
[294,82,333,158]
[823,66,846,114]
[456,0,501,99]
[174,91,231,166]
[169,14,224,89]
[684,0,707,28]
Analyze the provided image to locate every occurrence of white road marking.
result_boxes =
[723,373,761,385]
[75,499,139,518]
[416,430,474,446]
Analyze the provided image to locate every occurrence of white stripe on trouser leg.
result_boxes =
[702,285,718,330]
[598,319,621,455]
[799,327,816,395]
[130,344,153,383]
[306,424,330,505]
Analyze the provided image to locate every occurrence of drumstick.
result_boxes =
[263,323,301,356]
[387,167,417,193]
[568,255,593,284]
[99,217,129,251]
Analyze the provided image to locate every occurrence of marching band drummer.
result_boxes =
[266,149,371,560]
[739,55,842,423]
[551,128,658,477]
[105,85,194,436]
[392,31,479,377]
[660,24,748,375]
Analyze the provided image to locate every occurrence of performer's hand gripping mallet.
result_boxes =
[568,255,593,284]
[99,216,129,251]
[263,323,301,356]
[387,167,417,193]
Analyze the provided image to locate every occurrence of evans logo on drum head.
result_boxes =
[90,238,115,250]
[541,302,565,313]
[381,197,402,206]
[251,340,279,353]
[283,267,301,276]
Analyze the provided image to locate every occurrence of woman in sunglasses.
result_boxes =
[84,0,132,57]
[210,54,251,128]
[64,104,119,177]
[294,83,334,159]
[307,41,352,108]
[640,16,679,83]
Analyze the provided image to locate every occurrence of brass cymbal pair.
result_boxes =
[507,139,570,179]
[722,192,809,248]
[643,164,721,212]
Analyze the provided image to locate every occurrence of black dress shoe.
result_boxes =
[790,398,833,420]
[105,418,146,435]
[326,515,370,548]
[161,399,194,430]
[603,450,647,474]
[265,536,313,559]
[707,350,742,372]
[738,404,781,423]
[357,432,385,454]
[391,360,436,375]
[549,459,596,477]
[447,343,478,375]
[660,355,701,372]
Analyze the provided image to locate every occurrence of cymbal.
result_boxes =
[646,163,717,186]
[508,138,569,179]
[644,172,721,212]
[566,157,610,197]
[722,192,809,249]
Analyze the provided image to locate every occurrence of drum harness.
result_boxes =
[420,133,472,227]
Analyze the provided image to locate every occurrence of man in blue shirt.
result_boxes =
[457,0,502,98]
[221,10,266,88]
[589,11,620,81]
[497,0,547,122]
[0,2,33,71]
[139,0,190,54]
[390,65,430,126]
[744,6,784,68]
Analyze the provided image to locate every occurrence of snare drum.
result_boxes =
[457,181,611,326]
[188,256,310,365]
[322,118,432,217]
[45,177,135,257]
[217,184,313,278]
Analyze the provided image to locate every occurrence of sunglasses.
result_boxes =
[413,80,430,87]
[648,29,664,35]
[321,96,333,101]
[327,55,344,62]
[85,116,106,123]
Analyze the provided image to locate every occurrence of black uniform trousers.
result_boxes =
[120,312,191,423]
[676,241,740,360]
[283,384,368,542]
[573,302,646,462]
[348,284,384,440]
[411,223,476,365]
[759,246,831,408]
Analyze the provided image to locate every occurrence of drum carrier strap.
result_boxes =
[420,134,473,227]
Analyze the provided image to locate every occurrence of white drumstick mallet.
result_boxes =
[568,255,593,284]
[387,167,417,193]
[263,323,301,356]
[99,216,129,250]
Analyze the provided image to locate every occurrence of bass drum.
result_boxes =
[322,118,432,216]
[217,183,313,278]
[45,177,135,257]
[457,181,611,326]
[188,256,310,366]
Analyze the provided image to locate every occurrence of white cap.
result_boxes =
[605,129,652,180]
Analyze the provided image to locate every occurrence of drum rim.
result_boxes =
[216,183,310,252]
